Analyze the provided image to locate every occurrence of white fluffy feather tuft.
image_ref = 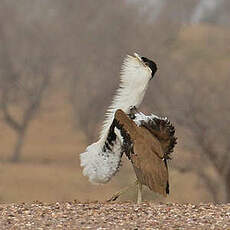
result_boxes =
[133,112,160,126]
[80,138,122,184]
[80,53,152,183]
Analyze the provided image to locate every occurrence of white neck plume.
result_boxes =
[99,54,152,142]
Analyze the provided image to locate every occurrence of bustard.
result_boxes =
[80,53,157,184]
[80,53,176,202]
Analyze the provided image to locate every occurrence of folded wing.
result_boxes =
[114,109,172,196]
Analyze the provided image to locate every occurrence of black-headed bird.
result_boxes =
[80,53,157,184]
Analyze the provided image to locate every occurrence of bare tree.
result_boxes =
[0,63,50,162]
[0,3,52,162]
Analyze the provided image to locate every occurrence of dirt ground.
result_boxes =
[0,201,229,229]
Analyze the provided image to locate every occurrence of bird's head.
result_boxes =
[133,53,157,79]
[121,53,158,88]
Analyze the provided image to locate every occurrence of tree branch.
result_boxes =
[1,93,22,132]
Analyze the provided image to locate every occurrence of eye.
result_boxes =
[141,57,149,66]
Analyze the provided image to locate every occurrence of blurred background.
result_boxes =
[0,0,229,204]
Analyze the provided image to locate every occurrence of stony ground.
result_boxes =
[0,201,229,229]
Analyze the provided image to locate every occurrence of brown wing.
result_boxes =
[114,109,169,196]
[132,126,168,197]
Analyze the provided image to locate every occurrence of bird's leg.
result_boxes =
[137,180,142,204]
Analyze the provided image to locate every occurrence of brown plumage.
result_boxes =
[112,109,177,199]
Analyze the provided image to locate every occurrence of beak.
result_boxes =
[134,53,142,62]
[134,53,147,67]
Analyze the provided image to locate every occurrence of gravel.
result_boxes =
[0,201,229,229]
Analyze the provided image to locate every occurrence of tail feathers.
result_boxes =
[80,140,122,184]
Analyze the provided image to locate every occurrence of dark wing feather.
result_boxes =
[128,107,177,160]
[140,117,177,159]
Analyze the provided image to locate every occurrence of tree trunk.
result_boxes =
[11,129,26,162]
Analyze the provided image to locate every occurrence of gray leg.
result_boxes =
[137,180,142,204]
